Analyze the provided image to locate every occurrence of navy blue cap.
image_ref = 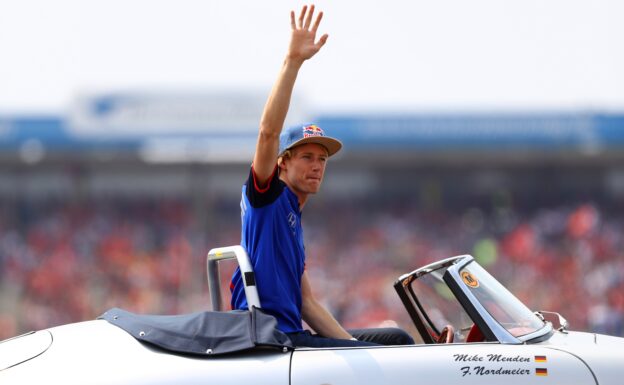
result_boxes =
[278,123,342,157]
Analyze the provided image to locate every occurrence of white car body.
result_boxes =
[1,250,623,384]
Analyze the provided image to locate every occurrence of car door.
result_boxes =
[291,343,596,385]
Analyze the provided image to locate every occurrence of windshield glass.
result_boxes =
[458,262,544,337]
[409,266,475,343]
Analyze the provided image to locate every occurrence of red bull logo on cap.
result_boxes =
[302,124,324,138]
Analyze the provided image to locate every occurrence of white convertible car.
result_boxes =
[1,246,622,384]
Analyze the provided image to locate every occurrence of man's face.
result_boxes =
[280,143,329,196]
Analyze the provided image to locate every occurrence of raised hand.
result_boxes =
[253,5,329,185]
[287,5,329,63]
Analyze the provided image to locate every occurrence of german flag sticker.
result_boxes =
[534,355,547,363]
[461,271,479,288]
[536,368,548,376]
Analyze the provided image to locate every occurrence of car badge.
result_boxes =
[461,271,479,288]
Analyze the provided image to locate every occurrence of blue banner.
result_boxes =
[1,113,624,152]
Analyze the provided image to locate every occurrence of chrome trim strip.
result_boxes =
[397,255,466,282]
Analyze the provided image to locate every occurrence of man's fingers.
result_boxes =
[317,34,329,48]
[298,5,307,29]
[303,4,315,30]
[311,11,323,32]
[290,10,296,30]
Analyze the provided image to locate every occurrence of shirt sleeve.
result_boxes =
[245,165,284,208]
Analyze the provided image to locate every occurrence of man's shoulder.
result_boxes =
[244,166,285,208]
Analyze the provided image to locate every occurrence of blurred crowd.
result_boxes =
[1,194,623,341]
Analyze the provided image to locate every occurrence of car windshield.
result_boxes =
[457,262,545,338]
[409,265,475,342]
[407,258,547,343]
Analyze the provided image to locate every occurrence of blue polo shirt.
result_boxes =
[230,166,305,333]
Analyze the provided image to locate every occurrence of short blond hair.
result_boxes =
[277,149,292,173]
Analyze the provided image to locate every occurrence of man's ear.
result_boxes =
[278,157,287,173]
[277,149,292,173]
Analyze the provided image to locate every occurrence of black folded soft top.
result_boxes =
[99,307,293,356]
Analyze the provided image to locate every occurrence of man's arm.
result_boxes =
[253,5,329,186]
[301,271,354,339]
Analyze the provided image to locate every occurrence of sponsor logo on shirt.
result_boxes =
[287,211,297,234]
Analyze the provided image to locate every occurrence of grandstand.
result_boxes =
[1,96,623,340]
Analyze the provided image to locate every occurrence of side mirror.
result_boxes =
[537,311,569,333]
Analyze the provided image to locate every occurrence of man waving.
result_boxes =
[230,5,413,348]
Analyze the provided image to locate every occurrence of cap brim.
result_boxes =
[283,136,343,157]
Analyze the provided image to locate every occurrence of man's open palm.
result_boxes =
[288,5,328,63]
